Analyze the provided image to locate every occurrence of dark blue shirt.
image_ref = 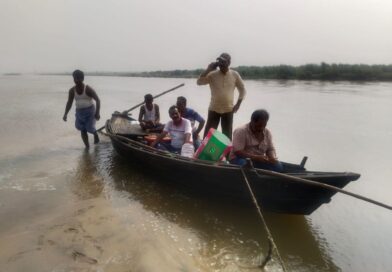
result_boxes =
[182,108,205,124]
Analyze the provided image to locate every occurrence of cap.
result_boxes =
[217,53,231,63]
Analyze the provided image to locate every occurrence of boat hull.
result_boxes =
[107,122,360,215]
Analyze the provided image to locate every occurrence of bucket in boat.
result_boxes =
[144,134,171,144]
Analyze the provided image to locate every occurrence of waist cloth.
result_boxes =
[75,105,96,133]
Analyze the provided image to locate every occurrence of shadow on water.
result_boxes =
[78,141,340,271]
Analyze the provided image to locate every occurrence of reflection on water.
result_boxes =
[102,148,338,271]
[70,149,104,200]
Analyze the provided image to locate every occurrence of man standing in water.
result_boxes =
[197,53,246,140]
[63,70,101,149]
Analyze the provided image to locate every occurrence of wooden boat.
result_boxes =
[105,114,360,215]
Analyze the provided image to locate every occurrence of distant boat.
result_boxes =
[105,114,360,215]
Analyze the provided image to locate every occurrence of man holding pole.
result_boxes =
[197,53,246,140]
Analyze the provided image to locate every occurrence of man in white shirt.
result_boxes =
[151,105,193,154]
[63,70,101,149]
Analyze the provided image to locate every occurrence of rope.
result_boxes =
[103,126,286,269]
[240,166,288,272]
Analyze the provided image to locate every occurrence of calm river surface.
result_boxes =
[0,75,391,272]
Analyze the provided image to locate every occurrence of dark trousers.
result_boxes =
[156,142,181,154]
[203,110,233,140]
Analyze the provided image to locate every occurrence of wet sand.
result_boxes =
[0,145,200,271]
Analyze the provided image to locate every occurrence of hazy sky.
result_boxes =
[1,0,391,73]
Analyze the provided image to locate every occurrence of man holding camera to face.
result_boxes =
[197,53,246,140]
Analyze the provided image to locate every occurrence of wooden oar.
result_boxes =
[123,83,185,113]
[244,160,392,211]
[97,83,185,132]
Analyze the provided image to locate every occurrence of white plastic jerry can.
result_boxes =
[181,143,194,158]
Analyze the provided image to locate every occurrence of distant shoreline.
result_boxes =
[5,63,392,81]
[3,73,21,76]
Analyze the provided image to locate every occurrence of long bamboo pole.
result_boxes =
[245,160,392,211]
[97,83,185,132]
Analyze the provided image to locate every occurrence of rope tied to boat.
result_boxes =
[240,163,288,272]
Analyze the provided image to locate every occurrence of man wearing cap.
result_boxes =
[197,53,246,140]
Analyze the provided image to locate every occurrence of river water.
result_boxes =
[0,75,391,271]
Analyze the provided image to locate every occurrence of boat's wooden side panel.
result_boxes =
[108,134,358,215]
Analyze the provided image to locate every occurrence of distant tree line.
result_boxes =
[119,69,204,78]
[38,63,392,81]
[111,63,392,81]
[236,63,392,81]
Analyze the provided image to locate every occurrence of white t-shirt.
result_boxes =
[163,118,192,148]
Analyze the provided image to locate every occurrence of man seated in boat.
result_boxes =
[138,94,163,132]
[150,105,193,154]
[176,96,205,150]
[230,109,283,172]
